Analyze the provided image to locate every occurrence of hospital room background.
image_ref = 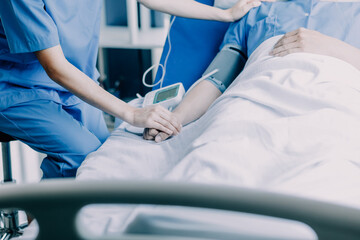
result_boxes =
[0,0,168,183]
[2,0,360,239]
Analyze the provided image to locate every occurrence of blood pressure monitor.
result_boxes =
[143,83,185,110]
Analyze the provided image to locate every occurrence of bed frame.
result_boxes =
[0,180,359,240]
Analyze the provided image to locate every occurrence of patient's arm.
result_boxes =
[271,28,360,71]
[174,81,223,125]
[143,81,221,142]
[144,44,247,142]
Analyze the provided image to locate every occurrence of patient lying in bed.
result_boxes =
[144,0,360,143]
[74,1,360,238]
[77,0,360,208]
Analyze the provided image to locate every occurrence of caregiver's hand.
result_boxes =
[143,128,171,143]
[228,0,275,22]
[270,28,341,58]
[131,105,181,136]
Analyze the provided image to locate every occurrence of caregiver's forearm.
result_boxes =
[36,45,181,134]
[138,0,234,22]
[173,81,221,126]
[35,45,135,122]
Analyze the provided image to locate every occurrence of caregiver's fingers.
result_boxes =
[229,0,261,21]
[155,132,171,143]
[240,0,262,14]
[155,108,183,135]
[149,121,173,135]
[230,0,275,22]
[155,113,180,136]
[157,109,182,134]
[133,105,181,135]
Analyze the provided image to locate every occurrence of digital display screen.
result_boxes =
[154,86,178,103]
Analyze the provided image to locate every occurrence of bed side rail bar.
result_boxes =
[0,180,359,240]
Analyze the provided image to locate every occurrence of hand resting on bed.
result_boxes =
[271,28,360,71]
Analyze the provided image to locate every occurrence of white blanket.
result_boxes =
[76,36,360,237]
[78,36,360,205]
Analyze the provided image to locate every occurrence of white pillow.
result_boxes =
[214,0,238,9]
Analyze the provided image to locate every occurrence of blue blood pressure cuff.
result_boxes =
[203,44,247,93]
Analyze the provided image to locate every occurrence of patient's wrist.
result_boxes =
[172,109,186,126]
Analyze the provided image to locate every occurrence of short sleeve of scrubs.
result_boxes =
[0,0,60,54]
[221,19,247,56]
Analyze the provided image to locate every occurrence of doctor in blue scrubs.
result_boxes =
[0,0,264,178]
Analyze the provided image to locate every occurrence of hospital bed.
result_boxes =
[2,0,360,239]
[1,179,360,240]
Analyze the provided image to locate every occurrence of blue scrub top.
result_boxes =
[222,0,360,57]
[0,0,102,110]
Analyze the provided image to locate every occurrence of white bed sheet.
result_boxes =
[76,36,360,238]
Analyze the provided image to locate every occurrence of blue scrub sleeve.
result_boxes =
[0,0,60,53]
[220,19,247,56]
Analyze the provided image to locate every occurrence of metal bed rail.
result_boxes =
[0,180,359,240]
